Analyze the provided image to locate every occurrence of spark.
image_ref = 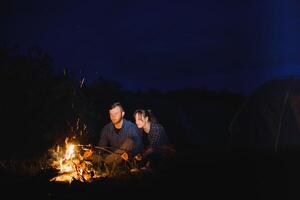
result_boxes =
[80,78,85,88]
[76,118,80,130]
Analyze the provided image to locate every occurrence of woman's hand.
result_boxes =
[134,154,142,161]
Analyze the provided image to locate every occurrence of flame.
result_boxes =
[65,144,75,160]
[49,136,144,183]
[49,137,103,184]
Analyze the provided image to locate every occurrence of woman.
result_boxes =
[133,109,175,170]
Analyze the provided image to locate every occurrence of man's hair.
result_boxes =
[133,109,157,123]
[109,102,124,111]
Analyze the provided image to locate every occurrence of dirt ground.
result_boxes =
[1,150,300,200]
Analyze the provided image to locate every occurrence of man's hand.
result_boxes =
[121,152,129,161]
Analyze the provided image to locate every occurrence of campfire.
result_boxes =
[49,137,103,184]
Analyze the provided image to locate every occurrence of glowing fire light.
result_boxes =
[49,137,102,184]
[65,144,75,160]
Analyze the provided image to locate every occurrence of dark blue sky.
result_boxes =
[1,0,300,94]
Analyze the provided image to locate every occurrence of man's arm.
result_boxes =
[118,138,134,152]
[119,124,143,155]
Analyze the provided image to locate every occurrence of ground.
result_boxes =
[1,149,300,200]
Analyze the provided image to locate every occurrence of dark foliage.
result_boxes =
[0,45,245,160]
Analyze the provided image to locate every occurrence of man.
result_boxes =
[98,102,143,167]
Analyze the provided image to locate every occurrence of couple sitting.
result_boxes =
[92,102,175,172]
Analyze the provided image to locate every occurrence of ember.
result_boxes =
[49,137,104,184]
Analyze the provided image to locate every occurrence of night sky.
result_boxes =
[1,0,300,94]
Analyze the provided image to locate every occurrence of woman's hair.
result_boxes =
[133,109,158,123]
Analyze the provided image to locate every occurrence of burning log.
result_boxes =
[49,137,104,184]
[49,137,148,184]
